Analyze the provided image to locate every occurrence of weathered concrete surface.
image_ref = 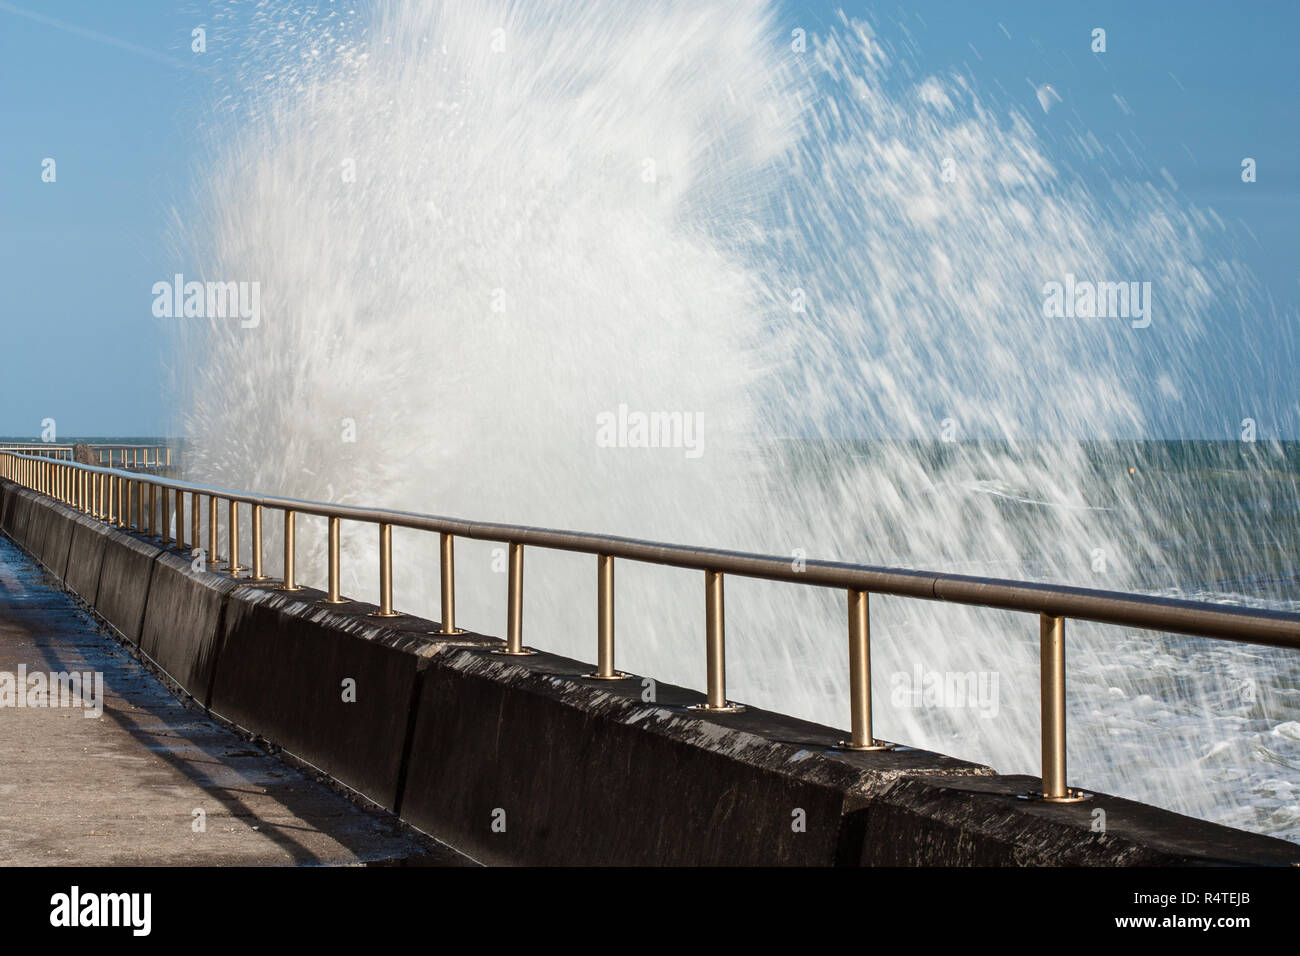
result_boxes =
[208,586,442,812]
[855,774,1300,866]
[91,531,162,645]
[0,534,470,866]
[138,551,237,705]
[0,485,31,548]
[31,502,72,579]
[400,644,990,865]
[62,514,109,603]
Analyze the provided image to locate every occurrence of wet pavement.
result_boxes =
[0,534,473,866]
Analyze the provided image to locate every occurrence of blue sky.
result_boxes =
[1,0,1296,437]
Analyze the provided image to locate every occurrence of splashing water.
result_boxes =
[171,1,1299,842]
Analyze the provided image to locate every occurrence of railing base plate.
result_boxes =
[687,702,745,714]
[1018,789,1093,804]
[834,739,896,752]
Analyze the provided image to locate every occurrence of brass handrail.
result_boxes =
[0,443,171,468]
[3,448,1299,803]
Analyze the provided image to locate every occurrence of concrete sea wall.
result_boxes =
[1,478,1295,866]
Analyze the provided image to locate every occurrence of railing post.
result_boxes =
[280,510,301,591]
[322,516,346,603]
[175,486,185,549]
[160,487,171,543]
[1022,614,1090,803]
[1041,614,1067,797]
[228,499,245,576]
[372,523,399,617]
[495,542,534,655]
[208,495,219,566]
[249,504,267,580]
[838,589,892,750]
[585,554,627,679]
[690,571,743,712]
[436,532,464,635]
[190,492,200,551]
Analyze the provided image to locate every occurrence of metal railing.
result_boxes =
[0,443,170,468]
[3,447,1299,803]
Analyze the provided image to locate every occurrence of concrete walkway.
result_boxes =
[0,533,470,866]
